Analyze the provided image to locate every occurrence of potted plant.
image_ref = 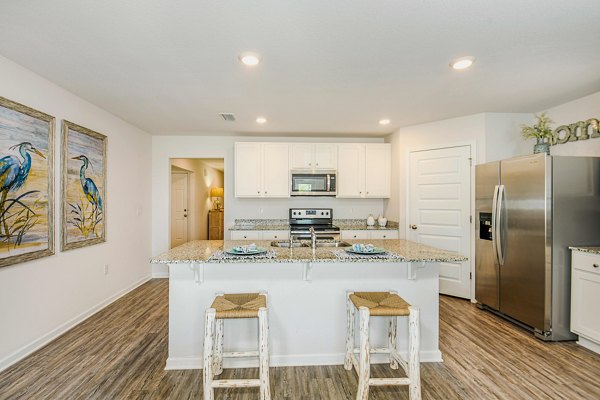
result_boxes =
[520,112,554,154]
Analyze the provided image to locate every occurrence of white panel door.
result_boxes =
[313,144,337,169]
[290,143,313,169]
[170,173,189,249]
[409,146,471,298]
[365,144,391,198]
[263,143,290,197]
[235,142,262,197]
[337,144,365,198]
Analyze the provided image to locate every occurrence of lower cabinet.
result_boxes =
[341,230,399,240]
[230,230,289,241]
[571,250,600,353]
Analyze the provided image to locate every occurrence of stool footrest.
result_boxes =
[369,377,411,386]
[352,347,390,354]
[211,379,261,388]
[223,351,259,358]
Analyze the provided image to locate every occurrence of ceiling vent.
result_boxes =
[219,113,236,122]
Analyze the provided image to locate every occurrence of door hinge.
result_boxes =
[470,215,473,223]
[468,157,472,166]
[470,272,472,280]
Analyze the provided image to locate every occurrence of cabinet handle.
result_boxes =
[366,192,369,194]
[410,224,418,230]
[265,191,268,194]
[316,163,319,166]
[594,264,599,268]
[243,236,247,239]
[309,162,312,166]
[257,191,260,194]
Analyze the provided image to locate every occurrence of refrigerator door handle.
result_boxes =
[491,184,500,266]
[496,184,506,266]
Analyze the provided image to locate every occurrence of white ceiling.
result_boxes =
[1,0,599,136]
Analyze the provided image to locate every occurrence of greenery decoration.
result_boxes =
[520,113,554,141]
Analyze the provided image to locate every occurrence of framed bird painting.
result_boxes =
[61,120,107,251]
[0,96,55,268]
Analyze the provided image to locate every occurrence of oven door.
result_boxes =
[290,172,336,196]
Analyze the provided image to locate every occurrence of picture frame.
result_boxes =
[61,120,107,251]
[0,96,55,268]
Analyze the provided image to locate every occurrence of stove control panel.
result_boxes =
[289,208,332,219]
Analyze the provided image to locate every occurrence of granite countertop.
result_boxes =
[229,219,399,231]
[569,246,600,255]
[151,239,467,264]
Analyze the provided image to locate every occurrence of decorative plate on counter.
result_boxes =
[346,247,387,255]
[225,248,268,256]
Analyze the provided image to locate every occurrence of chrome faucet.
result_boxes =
[310,226,317,250]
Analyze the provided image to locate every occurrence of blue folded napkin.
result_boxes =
[233,243,258,253]
[352,243,375,253]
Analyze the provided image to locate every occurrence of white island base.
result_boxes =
[166,260,441,370]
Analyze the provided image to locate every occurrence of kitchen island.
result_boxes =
[151,239,466,370]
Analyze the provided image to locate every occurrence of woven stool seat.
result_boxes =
[349,292,411,317]
[210,293,267,319]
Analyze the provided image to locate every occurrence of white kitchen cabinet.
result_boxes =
[369,230,399,240]
[235,143,262,197]
[230,230,262,240]
[260,230,290,240]
[263,143,290,197]
[337,143,390,198]
[365,144,391,198]
[337,144,366,198]
[230,230,289,241]
[290,143,337,170]
[342,229,399,240]
[235,142,289,198]
[571,250,600,354]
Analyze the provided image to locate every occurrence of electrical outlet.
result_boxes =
[104,264,109,275]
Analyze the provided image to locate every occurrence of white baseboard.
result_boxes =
[165,350,443,370]
[0,274,152,373]
[152,271,169,278]
[577,337,600,355]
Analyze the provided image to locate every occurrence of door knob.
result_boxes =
[184,213,188,218]
[410,224,418,230]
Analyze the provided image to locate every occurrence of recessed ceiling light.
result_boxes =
[239,52,261,66]
[451,56,475,70]
[379,118,391,126]
[256,116,267,124]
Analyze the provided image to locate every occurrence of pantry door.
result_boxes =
[408,145,472,298]
[171,172,189,249]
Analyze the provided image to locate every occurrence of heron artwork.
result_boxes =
[0,142,45,240]
[69,155,103,237]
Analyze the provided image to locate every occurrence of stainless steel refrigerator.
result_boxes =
[475,154,600,341]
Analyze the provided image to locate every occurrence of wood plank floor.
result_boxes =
[1,279,599,399]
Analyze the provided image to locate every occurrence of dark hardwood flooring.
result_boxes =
[1,279,599,399]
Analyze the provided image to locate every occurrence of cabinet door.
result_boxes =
[571,268,600,341]
[290,143,313,169]
[231,231,261,240]
[263,143,290,197]
[341,230,370,240]
[337,144,365,198]
[261,230,290,240]
[314,144,337,169]
[370,230,399,239]
[235,143,262,197]
[364,144,391,198]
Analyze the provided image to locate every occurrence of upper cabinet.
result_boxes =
[290,144,337,170]
[337,143,391,198]
[234,142,390,199]
[235,142,290,198]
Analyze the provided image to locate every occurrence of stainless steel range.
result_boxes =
[289,208,340,241]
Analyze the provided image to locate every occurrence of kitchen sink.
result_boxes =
[270,241,308,248]
[270,241,351,248]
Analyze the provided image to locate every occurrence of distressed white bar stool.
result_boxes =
[203,292,271,400]
[344,291,421,400]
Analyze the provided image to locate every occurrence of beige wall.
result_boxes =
[171,159,224,240]
[0,55,152,371]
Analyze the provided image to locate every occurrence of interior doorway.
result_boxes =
[169,158,225,248]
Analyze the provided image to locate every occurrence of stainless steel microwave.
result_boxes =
[290,170,336,196]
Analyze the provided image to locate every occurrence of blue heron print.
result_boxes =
[69,155,103,238]
[0,142,45,242]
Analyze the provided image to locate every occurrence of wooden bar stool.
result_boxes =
[344,291,421,400]
[203,292,271,400]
